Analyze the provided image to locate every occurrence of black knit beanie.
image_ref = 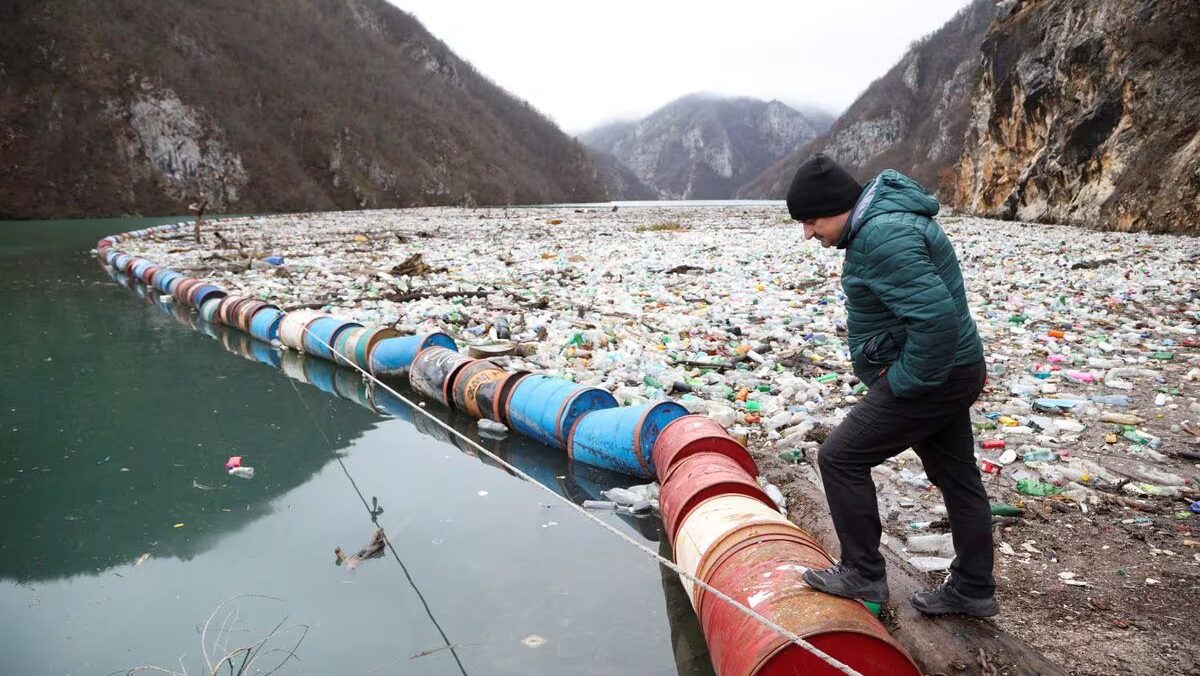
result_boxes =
[786,154,863,221]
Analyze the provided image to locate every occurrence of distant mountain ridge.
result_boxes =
[739,0,994,200]
[0,0,604,219]
[581,95,820,200]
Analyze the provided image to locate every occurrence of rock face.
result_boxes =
[955,0,1200,233]
[740,0,994,199]
[0,0,603,219]
[581,95,818,199]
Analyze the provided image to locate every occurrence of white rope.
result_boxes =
[298,324,865,676]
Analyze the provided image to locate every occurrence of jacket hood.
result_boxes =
[837,170,940,249]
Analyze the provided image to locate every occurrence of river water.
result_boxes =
[0,217,713,676]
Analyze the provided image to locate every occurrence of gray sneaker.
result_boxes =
[911,578,999,617]
[803,562,890,603]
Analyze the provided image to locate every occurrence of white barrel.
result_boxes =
[278,309,325,351]
[673,494,795,604]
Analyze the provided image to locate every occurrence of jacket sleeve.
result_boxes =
[862,225,958,398]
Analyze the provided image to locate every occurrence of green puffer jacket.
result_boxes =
[838,170,983,398]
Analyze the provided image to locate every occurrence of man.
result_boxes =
[786,154,996,617]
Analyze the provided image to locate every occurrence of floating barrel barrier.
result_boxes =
[368,332,457,379]
[409,346,474,408]
[200,296,223,324]
[233,300,273,332]
[171,277,198,303]
[449,360,508,418]
[672,494,811,605]
[349,326,401,372]
[504,374,619,450]
[567,401,688,478]
[278,309,325,351]
[190,284,227,309]
[140,264,160,285]
[156,270,182,294]
[213,296,241,325]
[653,415,759,481]
[698,538,918,675]
[334,326,366,366]
[659,451,775,544]
[249,307,285,343]
[302,316,363,362]
[489,370,531,426]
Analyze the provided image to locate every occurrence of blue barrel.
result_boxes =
[369,332,457,379]
[191,284,227,309]
[506,374,618,450]
[302,317,363,362]
[567,401,689,478]
[104,249,119,266]
[249,339,282,368]
[131,259,151,279]
[155,270,181,293]
[303,355,339,396]
[249,307,285,343]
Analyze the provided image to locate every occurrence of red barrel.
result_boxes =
[450,360,509,419]
[172,278,201,303]
[654,415,759,482]
[660,451,775,544]
[215,296,242,325]
[233,300,273,332]
[140,264,160,285]
[699,538,919,675]
[409,347,474,408]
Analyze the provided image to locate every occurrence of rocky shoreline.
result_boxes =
[119,205,1200,674]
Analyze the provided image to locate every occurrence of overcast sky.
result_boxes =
[389,0,973,133]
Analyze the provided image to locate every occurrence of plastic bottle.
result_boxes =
[1091,394,1131,407]
[1021,448,1058,463]
[229,466,255,479]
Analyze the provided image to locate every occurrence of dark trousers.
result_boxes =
[817,360,994,598]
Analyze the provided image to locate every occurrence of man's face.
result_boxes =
[800,211,851,248]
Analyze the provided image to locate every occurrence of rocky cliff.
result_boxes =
[740,0,994,199]
[0,0,604,219]
[581,95,818,200]
[955,0,1200,233]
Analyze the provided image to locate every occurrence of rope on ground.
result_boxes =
[299,324,864,676]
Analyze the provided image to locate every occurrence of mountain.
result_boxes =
[955,0,1200,233]
[580,95,819,200]
[739,0,994,199]
[0,0,604,219]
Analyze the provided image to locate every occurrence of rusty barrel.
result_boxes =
[490,371,531,426]
[214,296,243,326]
[449,360,509,419]
[233,300,274,333]
[278,309,325,351]
[672,494,815,605]
[698,538,919,675]
[653,415,759,482]
[369,332,457,379]
[409,346,474,408]
[659,451,775,544]
[567,401,689,478]
[172,278,201,303]
[504,374,618,450]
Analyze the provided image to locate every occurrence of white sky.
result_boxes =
[388,0,974,133]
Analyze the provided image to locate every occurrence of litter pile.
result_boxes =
[116,205,1200,674]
